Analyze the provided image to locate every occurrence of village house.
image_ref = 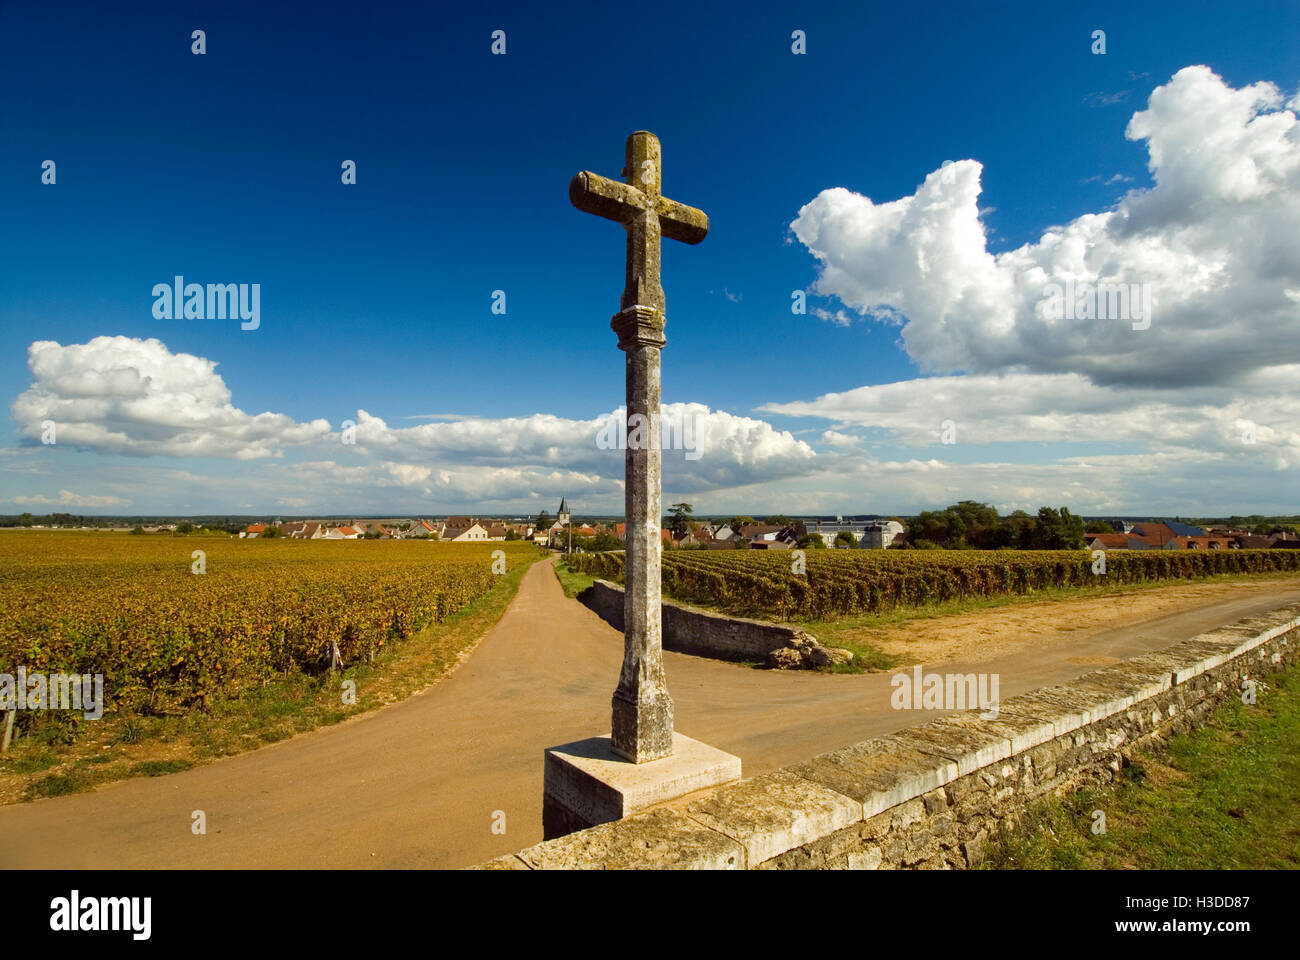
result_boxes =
[443,517,489,542]
[1126,522,1182,549]
[1176,535,1234,550]
[405,519,439,539]
[1234,534,1272,548]
[1086,520,1288,552]
[1088,532,1151,551]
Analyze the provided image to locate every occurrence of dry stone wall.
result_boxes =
[579,578,838,665]
[477,602,1300,870]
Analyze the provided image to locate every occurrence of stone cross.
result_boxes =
[570,131,709,763]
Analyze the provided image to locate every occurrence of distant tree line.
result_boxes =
[907,501,1087,550]
[1,512,247,535]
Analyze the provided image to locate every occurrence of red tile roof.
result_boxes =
[1131,522,1178,547]
[1088,533,1131,548]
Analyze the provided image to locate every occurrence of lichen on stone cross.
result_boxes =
[569,131,709,314]
[569,131,709,763]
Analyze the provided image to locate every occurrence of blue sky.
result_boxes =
[2,0,1298,517]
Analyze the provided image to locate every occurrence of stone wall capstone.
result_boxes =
[579,578,842,666]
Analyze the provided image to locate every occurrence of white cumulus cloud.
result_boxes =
[12,336,332,459]
[790,66,1300,387]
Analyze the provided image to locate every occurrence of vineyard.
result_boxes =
[0,533,541,722]
[568,548,1300,620]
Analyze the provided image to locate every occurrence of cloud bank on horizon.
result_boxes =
[6,66,1298,516]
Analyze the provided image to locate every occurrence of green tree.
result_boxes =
[1028,506,1086,550]
[764,515,791,526]
[536,510,551,531]
[728,516,756,531]
[1084,520,1113,534]
[668,502,694,535]
[834,530,857,548]
[915,509,967,549]
[796,533,826,550]
[949,501,1001,549]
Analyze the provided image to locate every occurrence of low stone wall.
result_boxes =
[478,602,1300,869]
[579,579,822,663]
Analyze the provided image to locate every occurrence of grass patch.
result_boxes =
[553,558,595,598]
[2,749,61,775]
[823,646,903,673]
[26,770,90,799]
[129,759,194,777]
[985,660,1300,869]
[1,553,545,805]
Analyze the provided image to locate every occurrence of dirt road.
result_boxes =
[2,562,1297,869]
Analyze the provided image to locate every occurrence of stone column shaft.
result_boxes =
[611,305,673,762]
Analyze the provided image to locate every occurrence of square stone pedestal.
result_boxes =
[543,732,741,840]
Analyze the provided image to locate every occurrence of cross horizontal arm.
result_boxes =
[656,197,709,245]
[570,171,644,223]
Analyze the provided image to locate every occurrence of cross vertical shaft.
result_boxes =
[570,131,709,763]
[610,303,671,761]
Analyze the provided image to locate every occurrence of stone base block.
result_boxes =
[543,732,741,840]
[611,690,674,761]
